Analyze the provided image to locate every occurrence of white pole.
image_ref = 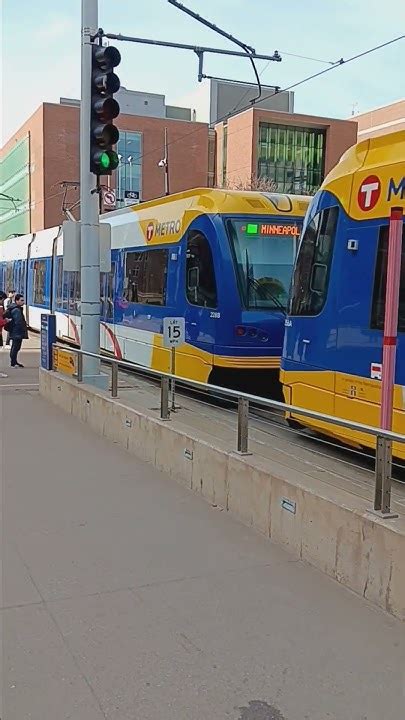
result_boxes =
[80,0,101,380]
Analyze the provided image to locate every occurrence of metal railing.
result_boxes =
[54,344,405,517]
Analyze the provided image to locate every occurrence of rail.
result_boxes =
[52,344,405,517]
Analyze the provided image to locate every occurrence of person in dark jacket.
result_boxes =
[4,290,15,345]
[6,294,28,368]
[0,292,7,348]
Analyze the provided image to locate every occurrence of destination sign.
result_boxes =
[245,223,300,237]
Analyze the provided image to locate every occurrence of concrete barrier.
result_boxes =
[39,368,405,620]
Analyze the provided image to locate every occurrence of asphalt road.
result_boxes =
[1,340,404,720]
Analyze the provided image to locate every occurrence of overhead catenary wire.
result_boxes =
[167,0,263,107]
[277,51,336,65]
[122,34,404,171]
[227,58,275,117]
[0,189,65,214]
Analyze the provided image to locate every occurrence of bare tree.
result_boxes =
[219,173,278,192]
[219,172,320,196]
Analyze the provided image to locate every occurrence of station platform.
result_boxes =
[107,364,405,517]
[2,338,404,720]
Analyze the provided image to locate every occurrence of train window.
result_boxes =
[15,262,21,294]
[100,264,115,319]
[21,260,27,295]
[71,271,81,314]
[186,231,217,308]
[289,206,338,316]
[106,263,116,319]
[56,258,63,308]
[371,225,405,333]
[33,259,47,305]
[6,262,14,292]
[124,250,168,305]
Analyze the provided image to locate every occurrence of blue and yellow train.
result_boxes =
[281,131,404,458]
[0,188,309,393]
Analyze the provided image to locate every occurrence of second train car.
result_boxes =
[281,131,404,458]
[1,188,310,393]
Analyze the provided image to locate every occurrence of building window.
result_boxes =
[371,225,405,332]
[116,131,142,207]
[289,206,338,316]
[186,231,217,308]
[124,249,168,305]
[257,123,325,195]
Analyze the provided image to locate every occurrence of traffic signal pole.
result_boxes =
[80,0,102,382]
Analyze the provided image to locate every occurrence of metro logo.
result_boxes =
[155,219,181,236]
[388,176,405,201]
[146,222,154,241]
[357,175,381,211]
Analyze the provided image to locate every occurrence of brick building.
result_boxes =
[0,93,210,241]
[1,83,364,241]
[351,99,405,140]
[215,107,358,195]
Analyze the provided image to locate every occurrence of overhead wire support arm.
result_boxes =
[97,30,281,84]
[98,32,281,63]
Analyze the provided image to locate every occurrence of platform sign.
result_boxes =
[52,347,77,376]
[41,314,56,370]
[163,317,185,348]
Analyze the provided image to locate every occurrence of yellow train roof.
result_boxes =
[104,188,310,246]
[105,187,310,220]
[322,130,405,221]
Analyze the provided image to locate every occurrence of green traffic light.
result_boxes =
[100,152,111,170]
[109,151,119,170]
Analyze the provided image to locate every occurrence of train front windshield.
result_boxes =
[226,218,300,310]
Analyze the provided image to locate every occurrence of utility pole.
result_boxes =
[164,127,170,196]
[158,127,170,196]
[80,0,102,382]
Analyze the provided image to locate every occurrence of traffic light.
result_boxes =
[90,44,121,175]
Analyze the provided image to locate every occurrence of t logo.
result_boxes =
[358,175,381,211]
[146,222,154,241]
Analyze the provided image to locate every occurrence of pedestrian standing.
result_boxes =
[0,292,9,376]
[4,290,15,346]
[6,294,28,368]
[0,292,7,347]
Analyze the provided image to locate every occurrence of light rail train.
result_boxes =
[0,188,310,394]
[281,131,405,458]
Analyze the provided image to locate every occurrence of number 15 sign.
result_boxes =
[163,317,185,348]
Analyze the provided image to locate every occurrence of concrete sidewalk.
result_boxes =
[1,345,404,720]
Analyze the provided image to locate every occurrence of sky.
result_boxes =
[1,0,404,144]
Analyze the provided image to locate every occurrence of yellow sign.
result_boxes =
[53,347,77,376]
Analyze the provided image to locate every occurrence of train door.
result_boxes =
[50,230,61,314]
[100,262,116,353]
[285,205,340,415]
[336,222,379,376]
[183,228,217,379]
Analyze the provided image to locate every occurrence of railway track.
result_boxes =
[113,360,405,489]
